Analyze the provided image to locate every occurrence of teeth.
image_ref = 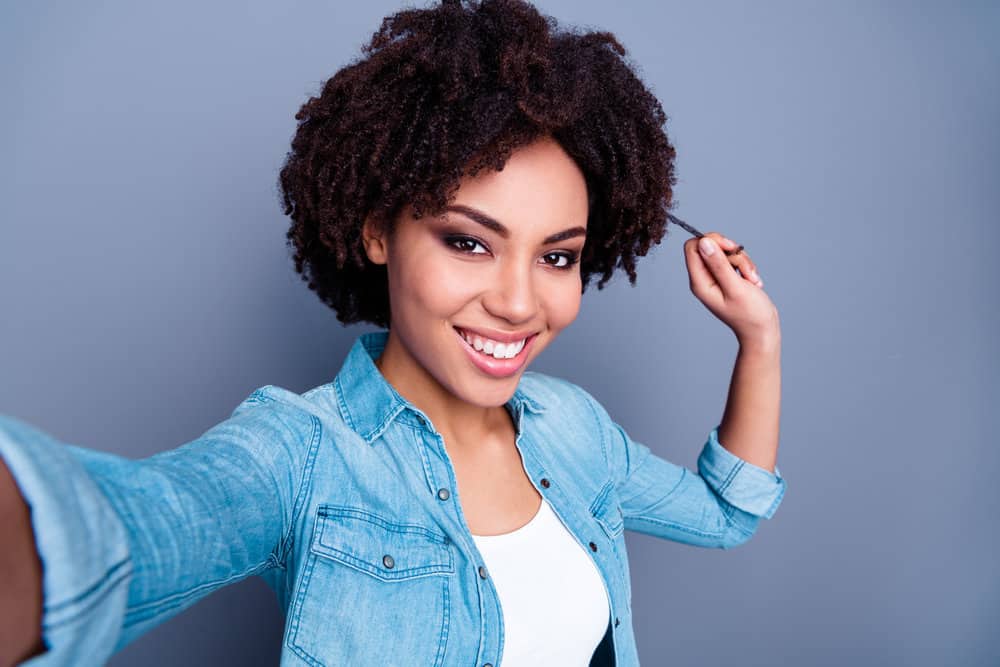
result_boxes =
[458,328,528,360]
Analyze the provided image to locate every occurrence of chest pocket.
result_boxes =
[287,505,454,667]
[591,481,624,540]
[590,481,631,608]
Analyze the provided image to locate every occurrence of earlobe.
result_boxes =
[361,215,388,265]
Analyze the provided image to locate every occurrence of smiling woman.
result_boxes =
[0,1,785,666]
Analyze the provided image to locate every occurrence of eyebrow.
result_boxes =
[443,204,586,245]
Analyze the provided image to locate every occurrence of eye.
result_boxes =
[444,235,489,255]
[541,251,580,270]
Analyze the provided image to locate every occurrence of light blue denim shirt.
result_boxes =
[1,330,786,666]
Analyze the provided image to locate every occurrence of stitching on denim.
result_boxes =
[720,501,757,539]
[276,413,323,568]
[434,576,450,666]
[627,515,726,540]
[45,557,130,613]
[44,564,133,630]
[122,560,272,621]
[333,376,357,434]
[317,506,450,544]
[286,515,322,666]
[717,459,744,495]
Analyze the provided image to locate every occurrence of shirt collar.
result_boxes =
[333,330,545,444]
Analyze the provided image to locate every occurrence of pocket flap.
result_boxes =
[590,481,624,539]
[311,506,454,581]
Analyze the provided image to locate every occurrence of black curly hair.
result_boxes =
[278,0,677,328]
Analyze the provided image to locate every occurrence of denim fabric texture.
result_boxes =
[0,330,786,666]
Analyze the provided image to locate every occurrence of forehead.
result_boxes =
[448,137,589,233]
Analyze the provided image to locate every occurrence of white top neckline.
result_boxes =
[469,498,544,540]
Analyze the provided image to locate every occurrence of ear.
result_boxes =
[361,215,388,265]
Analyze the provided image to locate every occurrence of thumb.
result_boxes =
[696,236,740,297]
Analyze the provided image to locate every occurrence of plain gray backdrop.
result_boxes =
[2,1,997,665]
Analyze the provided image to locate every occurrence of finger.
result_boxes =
[731,251,762,287]
[695,236,744,297]
[705,232,761,287]
[684,237,725,308]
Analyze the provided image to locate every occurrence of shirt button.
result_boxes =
[484,664,493,667]
[437,488,450,500]
[382,555,395,569]
[540,478,550,488]
[478,565,488,579]
[589,542,598,552]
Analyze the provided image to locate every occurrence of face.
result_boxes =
[362,135,589,409]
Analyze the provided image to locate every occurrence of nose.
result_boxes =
[482,258,538,325]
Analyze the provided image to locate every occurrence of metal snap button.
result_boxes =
[382,554,395,569]
[437,488,450,500]
[478,565,488,579]
[540,478,550,488]
[589,542,598,552]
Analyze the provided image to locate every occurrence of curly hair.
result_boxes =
[278,0,677,328]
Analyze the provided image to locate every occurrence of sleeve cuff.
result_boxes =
[0,415,131,666]
[696,425,786,519]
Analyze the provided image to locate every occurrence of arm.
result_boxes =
[575,384,786,550]
[716,337,781,474]
[0,455,46,666]
[0,387,320,665]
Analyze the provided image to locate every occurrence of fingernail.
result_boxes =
[750,269,760,282]
[698,237,716,256]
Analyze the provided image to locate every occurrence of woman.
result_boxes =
[0,1,786,665]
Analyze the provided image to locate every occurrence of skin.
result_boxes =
[0,455,47,666]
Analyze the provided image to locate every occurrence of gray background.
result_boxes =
[2,1,997,665]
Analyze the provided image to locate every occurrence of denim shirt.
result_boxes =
[1,330,786,666]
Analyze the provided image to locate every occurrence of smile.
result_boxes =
[453,326,539,378]
[455,327,528,359]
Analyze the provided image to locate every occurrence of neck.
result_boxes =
[374,329,512,448]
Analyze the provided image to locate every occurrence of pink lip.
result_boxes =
[454,327,538,378]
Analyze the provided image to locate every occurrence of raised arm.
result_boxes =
[0,387,321,666]
[572,384,786,550]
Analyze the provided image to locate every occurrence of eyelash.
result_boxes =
[443,235,580,271]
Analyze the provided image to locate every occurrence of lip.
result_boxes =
[453,325,538,344]
[454,327,539,378]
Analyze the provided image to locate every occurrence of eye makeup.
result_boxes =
[439,233,581,270]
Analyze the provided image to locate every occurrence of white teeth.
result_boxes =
[457,328,529,360]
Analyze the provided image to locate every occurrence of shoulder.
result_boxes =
[518,370,611,426]
[233,383,361,445]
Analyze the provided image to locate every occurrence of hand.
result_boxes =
[683,232,780,348]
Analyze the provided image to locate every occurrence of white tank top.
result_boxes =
[471,497,611,665]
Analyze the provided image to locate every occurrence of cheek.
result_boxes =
[540,276,582,330]
[389,250,480,318]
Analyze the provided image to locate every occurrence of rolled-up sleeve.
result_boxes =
[0,387,320,666]
[574,385,786,550]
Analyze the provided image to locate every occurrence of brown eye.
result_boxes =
[443,235,489,255]
[542,252,579,270]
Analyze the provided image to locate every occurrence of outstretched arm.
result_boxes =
[0,455,47,666]
[0,387,320,666]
